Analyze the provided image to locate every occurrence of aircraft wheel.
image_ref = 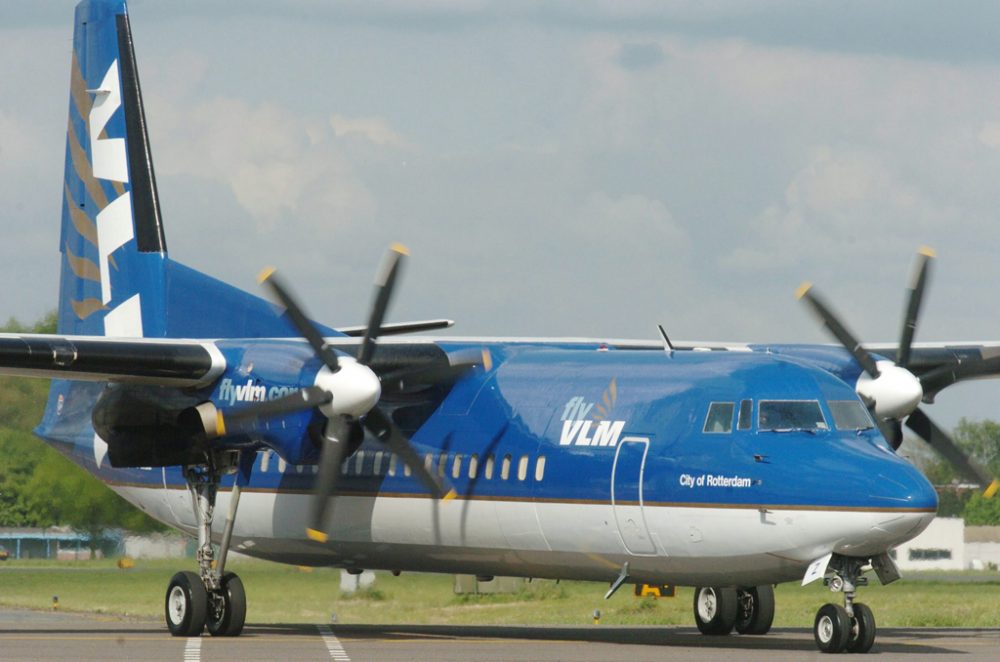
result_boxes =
[693,586,738,635]
[814,603,850,654]
[846,602,876,654]
[735,585,775,635]
[207,572,247,637]
[165,571,207,637]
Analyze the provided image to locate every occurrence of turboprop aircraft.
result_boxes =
[6,0,1000,654]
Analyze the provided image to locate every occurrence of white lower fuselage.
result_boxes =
[115,480,933,587]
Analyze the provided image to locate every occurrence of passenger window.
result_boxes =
[703,402,735,433]
[468,453,479,479]
[501,454,512,480]
[452,454,463,480]
[485,455,495,480]
[535,456,546,481]
[517,455,529,481]
[759,400,828,432]
[373,451,384,476]
[355,451,365,475]
[261,450,271,473]
[738,399,752,430]
[437,453,448,478]
[388,453,397,477]
[278,457,287,474]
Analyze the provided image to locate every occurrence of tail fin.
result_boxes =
[59,0,166,338]
[58,1,340,341]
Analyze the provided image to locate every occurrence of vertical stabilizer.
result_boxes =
[59,0,167,338]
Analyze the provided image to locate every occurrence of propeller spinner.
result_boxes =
[797,248,999,498]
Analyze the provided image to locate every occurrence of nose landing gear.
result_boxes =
[812,555,878,654]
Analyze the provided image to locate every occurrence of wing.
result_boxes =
[0,333,224,387]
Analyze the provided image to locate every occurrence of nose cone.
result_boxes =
[870,451,939,512]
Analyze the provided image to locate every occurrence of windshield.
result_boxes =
[758,400,828,432]
[828,400,874,430]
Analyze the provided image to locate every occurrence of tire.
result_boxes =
[846,602,876,654]
[814,603,850,654]
[693,586,738,635]
[207,572,247,637]
[735,585,775,635]
[165,571,208,637]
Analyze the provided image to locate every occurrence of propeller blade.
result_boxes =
[364,406,455,500]
[306,416,351,542]
[221,386,332,431]
[876,417,904,451]
[357,244,407,366]
[259,267,341,373]
[796,282,881,378]
[898,247,934,369]
[906,408,1000,496]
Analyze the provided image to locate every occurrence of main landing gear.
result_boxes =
[166,453,248,637]
[812,556,876,654]
[693,585,774,635]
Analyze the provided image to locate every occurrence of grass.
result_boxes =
[2,558,1000,627]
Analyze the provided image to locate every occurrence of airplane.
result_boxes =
[5,0,1000,654]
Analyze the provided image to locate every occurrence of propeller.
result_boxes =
[797,247,1000,497]
[226,244,457,542]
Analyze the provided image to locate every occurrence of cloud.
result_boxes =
[616,43,666,71]
[330,114,406,146]
[147,95,387,231]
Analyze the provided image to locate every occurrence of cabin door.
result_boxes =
[611,437,657,556]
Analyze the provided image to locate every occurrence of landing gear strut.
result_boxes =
[165,452,248,637]
[813,556,877,654]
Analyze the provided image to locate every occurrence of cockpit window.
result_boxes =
[703,402,735,433]
[758,400,828,432]
[828,400,874,431]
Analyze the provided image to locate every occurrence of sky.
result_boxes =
[3,0,1000,437]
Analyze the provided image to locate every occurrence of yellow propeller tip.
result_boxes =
[390,242,411,256]
[481,349,493,372]
[794,281,813,300]
[918,245,936,258]
[984,479,1000,499]
[443,489,457,501]
[215,411,226,437]
[257,266,276,284]
[306,528,329,543]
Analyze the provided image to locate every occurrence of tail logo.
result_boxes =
[67,55,143,337]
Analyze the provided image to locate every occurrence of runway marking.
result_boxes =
[317,624,351,661]
[183,635,200,662]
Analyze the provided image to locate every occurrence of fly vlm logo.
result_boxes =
[217,378,301,407]
[558,378,625,447]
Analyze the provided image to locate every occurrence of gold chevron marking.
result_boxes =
[69,52,91,129]
[595,403,607,417]
[64,183,98,247]
[67,118,109,210]
[64,243,100,282]
[608,377,617,406]
[71,298,108,320]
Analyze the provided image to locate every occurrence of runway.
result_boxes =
[1,608,999,661]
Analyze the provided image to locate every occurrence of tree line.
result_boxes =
[0,313,164,548]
